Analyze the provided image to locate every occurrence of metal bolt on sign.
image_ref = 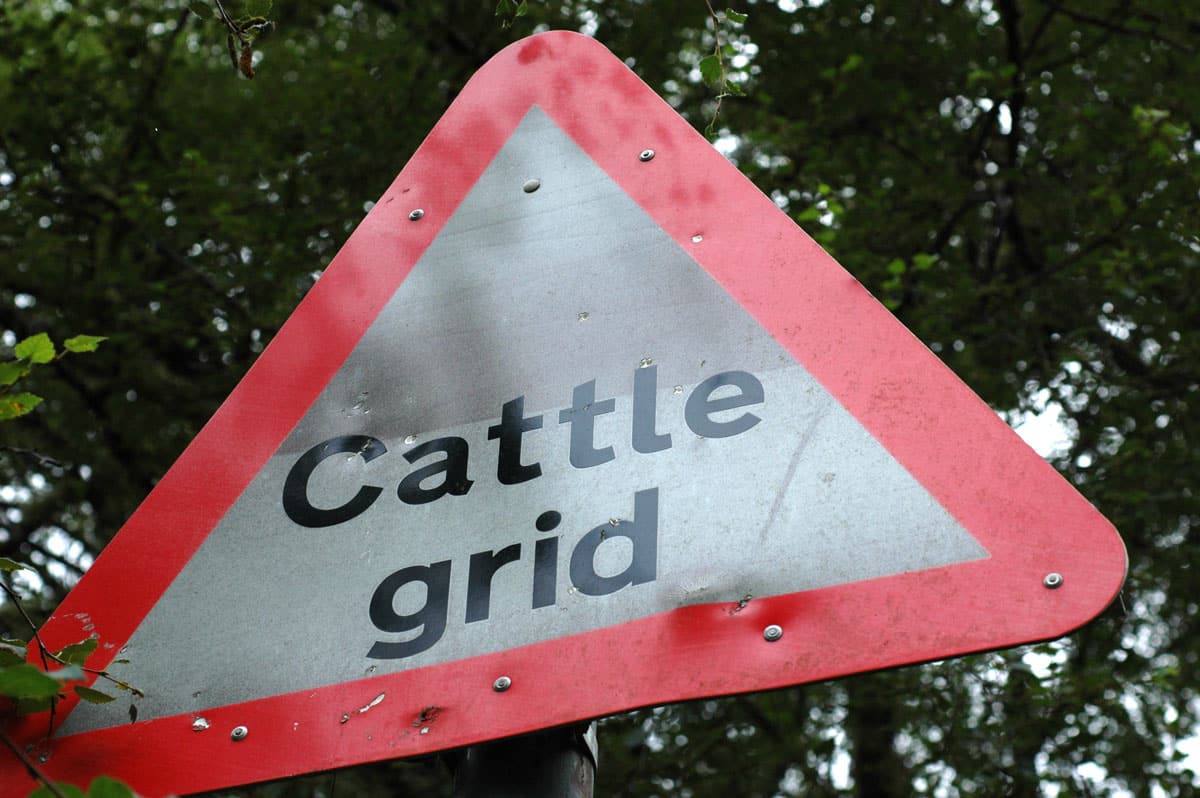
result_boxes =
[493,676,512,692]
[763,624,783,642]
[1043,572,1064,589]
[408,208,424,221]
[230,725,248,742]
[523,178,541,193]
[639,149,655,161]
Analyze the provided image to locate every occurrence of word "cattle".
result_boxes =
[280,366,766,660]
[281,367,764,527]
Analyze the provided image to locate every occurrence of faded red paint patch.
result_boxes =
[517,37,547,64]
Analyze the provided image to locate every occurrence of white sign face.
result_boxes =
[66,107,987,734]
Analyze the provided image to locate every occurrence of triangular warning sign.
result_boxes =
[1,32,1124,797]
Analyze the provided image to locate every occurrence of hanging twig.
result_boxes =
[699,1,749,137]
[0,728,69,798]
[0,579,142,742]
[199,0,274,79]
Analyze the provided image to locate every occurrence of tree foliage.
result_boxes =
[1,0,1197,795]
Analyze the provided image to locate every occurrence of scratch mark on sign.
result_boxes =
[339,692,386,724]
[760,400,831,542]
[728,593,753,614]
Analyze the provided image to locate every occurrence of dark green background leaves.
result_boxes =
[1,1,1196,796]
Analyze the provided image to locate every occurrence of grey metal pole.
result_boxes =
[452,723,597,798]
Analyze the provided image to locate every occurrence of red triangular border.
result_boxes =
[1,31,1125,796]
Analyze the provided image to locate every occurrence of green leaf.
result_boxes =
[245,0,274,16]
[0,360,30,386]
[15,695,54,714]
[515,0,528,17]
[840,53,864,74]
[63,334,107,353]
[699,54,722,85]
[14,333,55,364]
[912,253,938,271]
[55,637,99,666]
[1132,104,1170,125]
[0,392,43,421]
[74,685,118,705]
[0,643,26,666]
[86,777,136,798]
[966,68,991,87]
[0,663,63,698]
[1162,121,1187,139]
[0,556,29,573]
[49,664,87,683]
[725,8,748,24]
[187,1,212,19]
[886,258,907,276]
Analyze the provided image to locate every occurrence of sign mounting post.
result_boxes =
[0,30,1125,797]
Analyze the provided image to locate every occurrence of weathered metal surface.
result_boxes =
[63,105,985,735]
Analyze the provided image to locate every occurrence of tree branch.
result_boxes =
[1039,0,1194,54]
[0,728,69,798]
[0,447,67,470]
[1022,5,1058,61]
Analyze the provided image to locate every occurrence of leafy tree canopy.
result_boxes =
[1,0,1196,795]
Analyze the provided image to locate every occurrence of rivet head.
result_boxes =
[230,725,248,741]
[639,149,655,162]
[492,676,512,692]
[408,208,424,221]
[763,624,783,642]
[523,178,541,193]
[1043,572,1064,589]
